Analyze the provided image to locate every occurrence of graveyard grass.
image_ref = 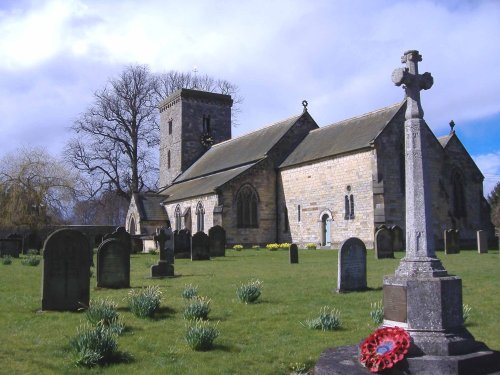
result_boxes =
[0,249,499,374]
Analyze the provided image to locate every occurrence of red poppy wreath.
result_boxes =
[359,326,410,373]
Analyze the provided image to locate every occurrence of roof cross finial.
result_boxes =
[392,50,433,120]
[193,66,199,89]
[302,100,308,113]
[449,120,455,134]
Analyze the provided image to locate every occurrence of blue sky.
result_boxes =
[0,0,499,194]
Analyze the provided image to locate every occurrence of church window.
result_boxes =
[451,170,466,218]
[350,194,355,219]
[236,184,258,228]
[298,205,301,222]
[283,206,289,233]
[174,205,181,231]
[167,150,171,169]
[168,120,172,135]
[203,115,211,134]
[196,202,205,232]
[344,195,355,220]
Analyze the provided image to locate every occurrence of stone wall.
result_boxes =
[163,194,219,234]
[279,150,375,248]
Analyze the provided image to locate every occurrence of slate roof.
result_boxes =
[280,101,406,168]
[175,114,302,183]
[134,193,168,221]
[162,163,258,203]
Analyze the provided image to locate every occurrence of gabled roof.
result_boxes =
[280,101,405,168]
[162,163,258,203]
[134,193,168,221]
[175,114,303,183]
[437,133,453,148]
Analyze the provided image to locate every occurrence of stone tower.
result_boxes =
[158,88,233,188]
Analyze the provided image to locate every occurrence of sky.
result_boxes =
[0,0,499,195]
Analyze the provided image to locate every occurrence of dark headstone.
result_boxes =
[174,229,191,259]
[151,227,174,277]
[375,227,394,259]
[337,237,367,292]
[477,230,488,254]
[0,238,22,258]
[444,229,460,254]
[191,231,210,261]
[289,243,298,264]
[103,226,131,254]
[208,225,226,257]
[97,238,130,288]
[391,225,404,252]
[42,229,91,311]
[131,236,143,254]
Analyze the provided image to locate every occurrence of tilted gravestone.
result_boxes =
[42,228,92,311]
[444,229,460,254]
[97,238,130,288]
[174,229,191,259]
[103,226,131,255]
[151,227,174,277]
[337,237,367,293]
[208,225,226,257]
[375,227,394,259]
[191,231,210,261]
[289,243,298,264]
[391,225,404,252]
[477,230,488,254]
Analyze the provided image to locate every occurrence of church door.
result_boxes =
[321,214,331,246]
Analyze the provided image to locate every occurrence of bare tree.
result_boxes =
[66,65,241,200]
[0,147,76,229]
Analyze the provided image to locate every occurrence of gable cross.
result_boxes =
[392,50,433,120]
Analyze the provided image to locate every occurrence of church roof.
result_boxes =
[134,193,168,221]
[175,114,302,183]
[437,133,453,148]
[280,101,405,168]
[162,163,258,203]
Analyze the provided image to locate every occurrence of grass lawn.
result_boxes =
[0,248,499,374]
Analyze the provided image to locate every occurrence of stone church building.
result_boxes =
[125,88,491,249]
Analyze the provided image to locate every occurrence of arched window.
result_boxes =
[236,185,258,228]
[344,194,355,220]
[174,205,181,231]
[451,170,466,218]
[350,194,355,219]
[129,216,136,235]
[196,201,205,232]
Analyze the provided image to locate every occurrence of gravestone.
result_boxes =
[208,225,226,257]
[444,229,460,254]
[191,231,210,261]
[97,238,130,288]
[375,227,394,258]
[289,243,298,264]
[103,226,131,254]
[42,228,91,311]
[337,237,367,292]
[151,227,174,277]
[477,230,488,254]
[0,238,21,258]
[391,225,404,252]
[174,229,191,259]
[131,235,143,253]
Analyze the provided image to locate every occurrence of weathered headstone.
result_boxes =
[191,231,210,261]
[391,225,404,252]
[97,238,130,288]
[208,225,226,257]
[42,228,91,311]
[151,227,174,277]
[174,229,191,259]
[337,237,367,292]
[289,243,298,264]
[131,235,143,253]
[375,227,394,258]
[444,229,460,254]
[103,226,131,254]
[0,238,22,258]
[477,230,488,254]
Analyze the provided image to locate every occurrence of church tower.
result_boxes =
[158,88,233,188]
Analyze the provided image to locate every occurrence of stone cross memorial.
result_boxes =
[151,227,174,277]
[42,228,91,311]
[444,229,460,254]
[289,243,298,264]
[374,226,394,259]
[208,225,226,257]
[191,231,210,261]
[337,237,367,292]
[97,238,130,288]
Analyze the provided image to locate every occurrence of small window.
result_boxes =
[297,204,301,222]
[345,195,355,220]
[167,150,171,169]
[349,194,355,219]
[203,115,211,134]
[168,120,172,135]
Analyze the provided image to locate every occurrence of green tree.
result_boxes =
[487,181,500,230]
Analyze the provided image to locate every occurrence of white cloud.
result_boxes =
[473,151,500,196]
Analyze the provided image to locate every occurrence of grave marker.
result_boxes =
[337,237,367,292]
[477,230,488,254]
[191,231,210,261]
[375,227,394,258]
[174,229,191,259]
[97,238,130,288]
[208,225,226,257]
[444,229,460,254]
[42,229,91,311]
[103,226,131,254]
[151,227,174,277]
[289,243,298,264]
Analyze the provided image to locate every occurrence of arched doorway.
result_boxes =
[129,217,136,235]
[320,211,332,246]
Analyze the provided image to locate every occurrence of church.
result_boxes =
[125,87,491,249]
